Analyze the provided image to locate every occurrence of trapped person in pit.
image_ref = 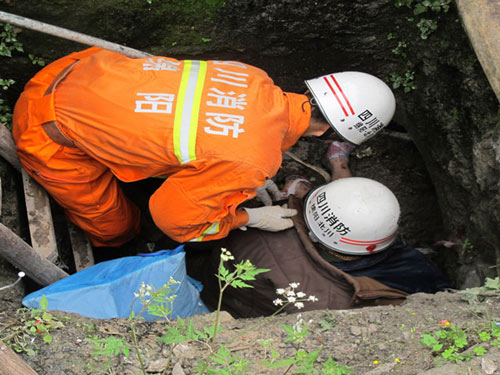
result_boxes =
[198,141,450,318]
[12,46,396,248]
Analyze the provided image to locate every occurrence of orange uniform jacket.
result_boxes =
[13,47,310,245]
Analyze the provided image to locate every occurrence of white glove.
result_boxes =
[256,179,282,206]
[243,205,297,232]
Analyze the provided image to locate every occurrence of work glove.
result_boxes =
[242,205,297,232]
[256,179,282,206]
[326,141,356,162]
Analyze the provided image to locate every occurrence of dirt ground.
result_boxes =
[1,289,499,374]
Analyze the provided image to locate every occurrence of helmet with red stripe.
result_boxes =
[304,177,400,255]
[305,72,396,145]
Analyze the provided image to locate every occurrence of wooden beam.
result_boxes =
[0,10,150,59]
[0,123,58,261]
[0,223,68,286]
[0,124,21,172]
[21,169,58,262]
[67,222,94,271]
[455,0,500,104]
[0,343,38,375]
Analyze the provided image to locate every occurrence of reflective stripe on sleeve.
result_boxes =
[189,222,220,242]
[173,60,208,164]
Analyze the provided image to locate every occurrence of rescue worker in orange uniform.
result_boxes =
[13,47,396,247]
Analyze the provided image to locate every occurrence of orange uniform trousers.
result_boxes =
[13,48,140,247]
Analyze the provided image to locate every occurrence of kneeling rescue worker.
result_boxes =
[13,46,396,247]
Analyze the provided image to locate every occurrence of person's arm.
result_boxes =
[326,141,355,181]
[149,162,295,242]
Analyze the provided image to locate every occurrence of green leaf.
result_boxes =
[122,346,130,358]
[474,346,487,356]
[40,295,48,311]
[42,311,52,322]
[454,332,468,348]
[219,264,229,279]
[262,358,296,368]
[484,277,500,291]
[43,334,52,343]
[271,348,280,360]
[413,3,427,14]
[421,333,438,348]
[230,279,252,288]
[239,267,270,280]
[479,331,491,341]
[432,343,443,351]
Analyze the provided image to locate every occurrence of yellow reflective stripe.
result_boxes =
[189,62,207,160]
[189,222,220,242]
[173,60,207,164]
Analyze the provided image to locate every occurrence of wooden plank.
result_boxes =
[1,123,58,261]
[455,0,500,104]
[0,343,38,375]
[67,222,94,271]
[21,169,58,262]
[0,124,21,172]
[1,121,93,271]
[0,222,68,286]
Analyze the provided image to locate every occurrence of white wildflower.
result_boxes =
[168,276,180,285]
[273,298,284,306]
[220,247,234,262]
[308,295,318,302]
[276,288,286,295]
[294,315,304,332]
[289,282,300,289]
[220,247,235,261]
[296,291,306,298]
[294,302,304,309]
[133,292,140,298]
[286,289,296,297]
[287,296,297,303]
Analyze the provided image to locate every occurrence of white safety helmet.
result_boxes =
[305,71,396,145]
[304,177,400,255]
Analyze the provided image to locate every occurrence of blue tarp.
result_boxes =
[22,245,209,320]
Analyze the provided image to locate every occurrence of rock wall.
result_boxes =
[0,0,498,279]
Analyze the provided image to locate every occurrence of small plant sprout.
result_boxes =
[420,319,500,363]
[213,247,270,343]
[89,279,181,375]
[0,271,25,291]
[130,279,180,374]
[1,294,64,356]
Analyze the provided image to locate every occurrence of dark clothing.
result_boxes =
[200,196,408,318]
[327,238,450,294]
